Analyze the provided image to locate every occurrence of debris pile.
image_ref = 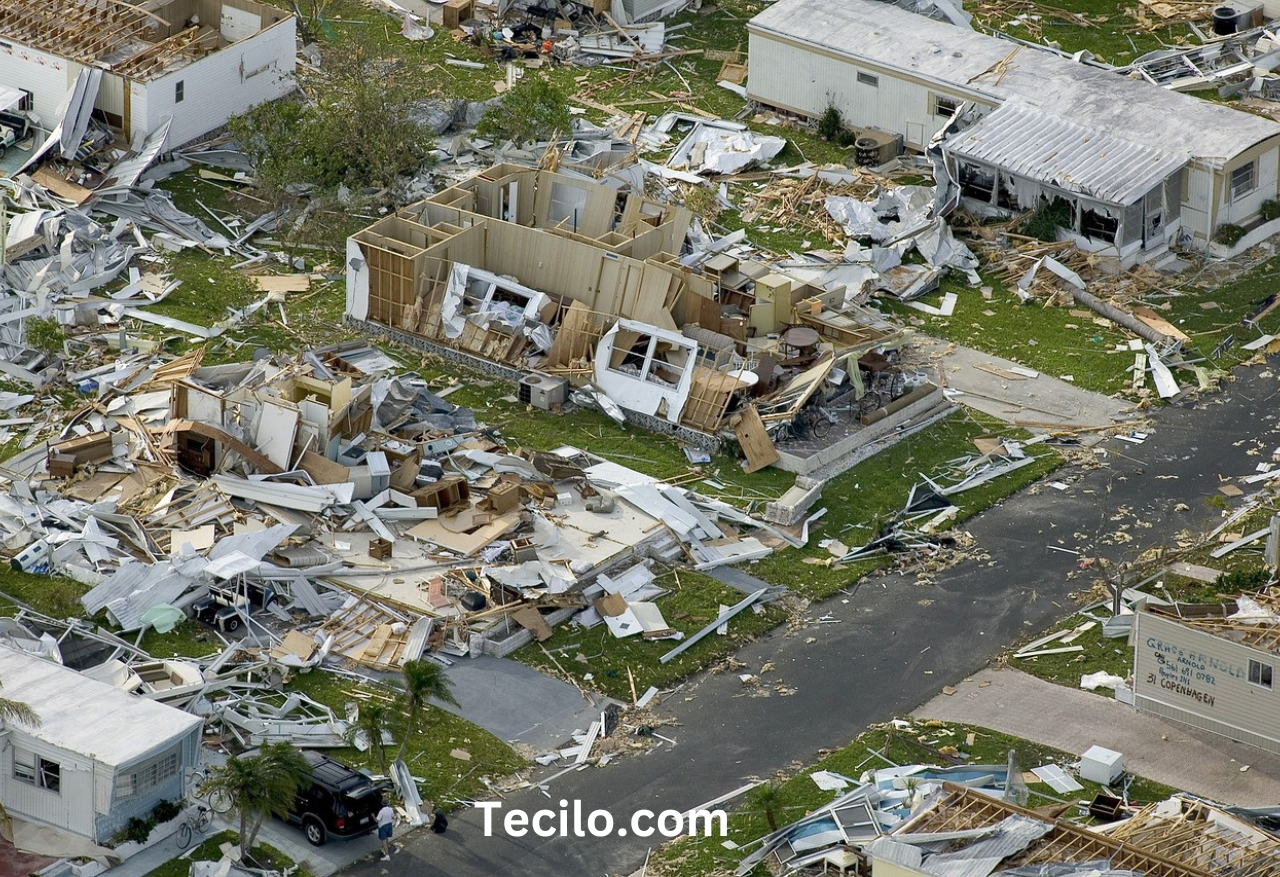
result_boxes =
[0,341,795,677]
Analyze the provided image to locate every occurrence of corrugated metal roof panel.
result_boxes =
[943,102,1187,205]
[748,0,1280,167]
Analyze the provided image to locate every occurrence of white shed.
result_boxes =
[0,645,203,846]
[747,0,1280,257]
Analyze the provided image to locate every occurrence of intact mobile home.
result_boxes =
[0,645,202,847]
[747,0,1280,264]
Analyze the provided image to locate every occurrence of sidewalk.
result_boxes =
[103,806,382,877]
[914,667,1280,806]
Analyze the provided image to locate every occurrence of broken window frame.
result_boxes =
[957,161,996,203]
[1080,204,1120,243]
[1231,161,1257,202]
[607,332,689,388]
[931,94,961,118]
[1249,658,1273,690]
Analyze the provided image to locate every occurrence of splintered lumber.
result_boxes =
[1068,286,1176,347]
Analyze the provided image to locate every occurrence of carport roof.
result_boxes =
[943,101,1188,206]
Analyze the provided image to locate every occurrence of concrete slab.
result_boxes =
[915,667,1280,806]
[438,655,602,752]
[914,336,1136,436]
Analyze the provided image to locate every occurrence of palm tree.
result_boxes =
[202,741,309,862]
[395,659,459,762]
[343,701,393,775]
[0,673,39,836]
[751,781,782,833]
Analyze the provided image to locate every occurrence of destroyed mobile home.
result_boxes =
[0,0,296,149]
[0,340,811,688]
[734,748,1280,877]
[345,163,954,473]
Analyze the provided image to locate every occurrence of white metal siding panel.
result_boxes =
[140,19,296,146]
[1133,611,1280,754]
[1220,147,1280,227]
[97,72,125,119]
[0,42,72,126]
[747,32,986,149]
[0,733,97,838]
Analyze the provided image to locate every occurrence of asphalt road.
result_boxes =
[340,363,1280,877]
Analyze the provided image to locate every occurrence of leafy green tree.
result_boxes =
[343,701,394,775]
[201,742,310,861]
[229,32,433,197]
[476,77,572,147]
[0,675,38,834]
[396,659,459,762]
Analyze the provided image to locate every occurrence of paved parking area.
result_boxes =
[915,667,1280,806]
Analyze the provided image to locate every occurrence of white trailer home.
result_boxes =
[747,0,1280,264]
[0,645,203,847]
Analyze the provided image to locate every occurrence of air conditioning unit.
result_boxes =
[518,373,568,410]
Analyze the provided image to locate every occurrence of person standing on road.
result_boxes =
[378,802,396,861]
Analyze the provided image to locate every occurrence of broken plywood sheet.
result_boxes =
[407,511,522,556]
[511,605,553,641]
[1130,306,1190,343]
[300,450,352,485]
[734,405,779,473]
[252,275,312,294]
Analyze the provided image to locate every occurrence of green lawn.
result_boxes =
[649,718,1180,877]
[141,831,311,877]
[749,412,1061,598]
[285,669,525,808]
[515,570,786,701]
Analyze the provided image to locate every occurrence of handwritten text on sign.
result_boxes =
[1144,636,1245,709]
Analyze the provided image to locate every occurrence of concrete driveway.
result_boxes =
[915,667,1280,806]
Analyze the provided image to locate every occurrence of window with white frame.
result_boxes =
[14,749,61,793]
[13,748,36,785]
[1231,161,1256,202]
[1249,658,1273,689]
[932,94,961,118]
[857,71,878,87]
[115,749,180,800]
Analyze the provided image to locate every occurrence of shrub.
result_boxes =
[24,316,64,354]
[1023,199,1072,242]
[153,799,183,823]
[1214,223,1246,247]
[1214,567,1271,593]
[229,33,433,195]
[817,103,843,142]
[1263,199,1280,221]
[476,77,572,147]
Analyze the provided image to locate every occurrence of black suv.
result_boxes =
[284,751,387,846]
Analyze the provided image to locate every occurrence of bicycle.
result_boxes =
[176,804,213,850]
[189,769,233,815]
[772,405,833,445]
